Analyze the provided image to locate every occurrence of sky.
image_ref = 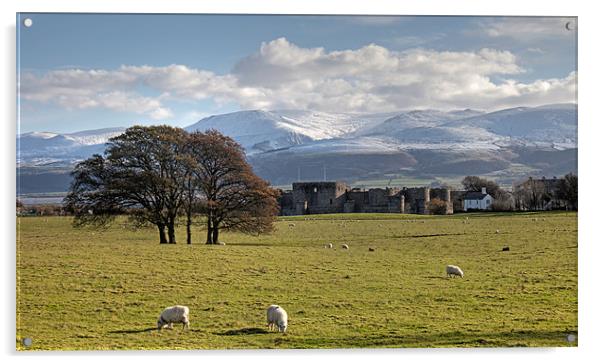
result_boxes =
[17,14,577,133]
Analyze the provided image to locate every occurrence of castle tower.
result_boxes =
[400,195,405,214]
[445,188,453,214]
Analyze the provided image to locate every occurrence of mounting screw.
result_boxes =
[23,18,33,28]
[22,337,32,347]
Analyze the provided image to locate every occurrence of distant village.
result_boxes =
[278,175,577,216]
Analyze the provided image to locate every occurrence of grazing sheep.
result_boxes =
[368,247,375,252]
[341,244,350,250]
[324,243,333,249]
[496,229,500,234]
[502,246,510,252]
[267,305,288,333]
[157,305,190,330]
[288,223,296,227]
[446,265,464,278]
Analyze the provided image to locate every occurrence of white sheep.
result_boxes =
[266,305,288,333]
[341,244,349,250]
[157,305,190,330]
[289,223,296,227]
[218,241,226,246]
[495,229,500,234]
[325,243,333,249]
[446,265,464,278]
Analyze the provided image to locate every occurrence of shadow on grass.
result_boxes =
[216,327,270,336]
[425,275,448,280]
[108,327,157,334]
[282,329,577,348]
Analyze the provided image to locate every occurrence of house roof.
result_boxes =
[464,191,489,200]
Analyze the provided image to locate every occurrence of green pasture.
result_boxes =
[16,212,577,350]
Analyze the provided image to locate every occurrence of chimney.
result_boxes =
[481,187,487,195]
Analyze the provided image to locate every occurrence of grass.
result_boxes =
[16,211,577,350]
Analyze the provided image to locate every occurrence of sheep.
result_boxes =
[324,243,333,249]
[446,265,464,278]
[495,229,500,234]
[266,305,288,333]
[218,241,226,246]
[368,247,375,252]
[288,223,296,227]
[341,244,349,250]
[157,305,190,330]
[502,246,510,252]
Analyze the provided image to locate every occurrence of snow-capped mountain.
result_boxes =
[184,109,396,153]
[442,103,577,143]
[17,104,578,193]
[17,127,126,166]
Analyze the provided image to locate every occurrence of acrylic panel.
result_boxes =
[16,13,577,350]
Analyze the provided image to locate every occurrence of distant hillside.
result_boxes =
[17,104,577,194]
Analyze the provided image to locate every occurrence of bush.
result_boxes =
[428,198,449,215]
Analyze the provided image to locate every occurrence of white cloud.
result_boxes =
[20,70,173,120]
[20,37,576,117]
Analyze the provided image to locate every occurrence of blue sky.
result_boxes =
[17,14,577,133]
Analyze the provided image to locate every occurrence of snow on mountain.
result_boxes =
[17,103,576,168]
[442,104,577,144]
[65,127,126,145]
[358,109,485,137]
[266,136,405,156]
[184,109,397,153]
[185,110,315,153]
[17,127,126,167]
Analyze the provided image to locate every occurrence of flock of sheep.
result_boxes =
[156,264,464,333]
[157,304,288,333]
[156,219,474,334]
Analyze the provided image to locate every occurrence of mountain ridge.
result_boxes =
[17,103,578,193]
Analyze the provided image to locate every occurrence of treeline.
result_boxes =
[62,126,279,244]
[461,174,578,212]
[16,201,66,216]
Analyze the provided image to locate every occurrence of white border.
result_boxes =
[2,1,600,363]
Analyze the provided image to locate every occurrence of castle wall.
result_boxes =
[292,181,349,214]
[279,182,454,215]
[278,191,296,216]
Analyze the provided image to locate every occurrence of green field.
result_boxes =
[16,212,578,350]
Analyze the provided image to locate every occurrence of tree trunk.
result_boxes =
[167,222,176,244]
[186,208,192,245]
[205,218,213,244]
[212,221,219,244]
[158,223,168,244]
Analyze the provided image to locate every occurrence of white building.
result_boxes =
[463,187,494,211]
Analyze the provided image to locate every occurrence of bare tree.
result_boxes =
[186,130,279,244]
[461,175,503,198]
[64,126,189,244]
[558,173,578,210]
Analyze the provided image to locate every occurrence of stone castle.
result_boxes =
[278,181,455,215]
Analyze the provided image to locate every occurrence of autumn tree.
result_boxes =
[186,130,279,244]
[427,198,449,215]
[64,125,189,244]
